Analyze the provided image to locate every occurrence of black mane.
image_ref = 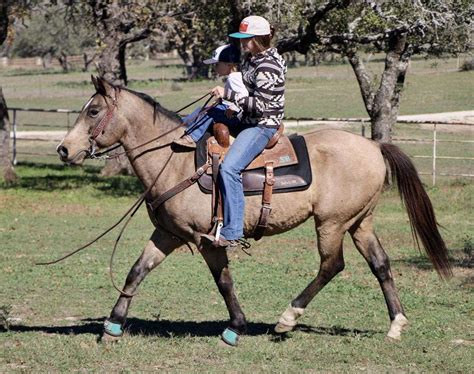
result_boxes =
[121,87,183,125]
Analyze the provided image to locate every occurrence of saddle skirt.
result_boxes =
[195,132,312,196]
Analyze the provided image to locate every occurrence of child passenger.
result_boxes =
[173,44,248,148]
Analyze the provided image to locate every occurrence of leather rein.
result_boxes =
[86,90,213,161]
[38,90,215,297]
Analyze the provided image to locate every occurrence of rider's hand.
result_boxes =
[225,108,236,119]
[211,86,225,98]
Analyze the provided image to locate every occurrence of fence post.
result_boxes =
[67,112,70,130]
[361,121,365,137]
[432,123,437,186]
[12,109,17,166]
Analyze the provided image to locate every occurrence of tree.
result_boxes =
[0,0,37,183]
[0,88,17,184]
[11,5,95,72]
[275,0,472,142]
[60,1,179,86]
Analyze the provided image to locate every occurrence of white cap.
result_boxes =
[229,16,271,38]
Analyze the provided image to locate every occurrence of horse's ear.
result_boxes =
[95,76,114,97]
[91,75,99,91]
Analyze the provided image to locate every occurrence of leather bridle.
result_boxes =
[85,89,214,161]
[90,90,119,140]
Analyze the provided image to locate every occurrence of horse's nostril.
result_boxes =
[57,145,68,159]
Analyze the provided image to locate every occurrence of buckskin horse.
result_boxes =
[56,76,451,346]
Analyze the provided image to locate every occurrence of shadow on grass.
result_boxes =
[3,317,380,340]
[2,162,143,197]
[392,248,473,271]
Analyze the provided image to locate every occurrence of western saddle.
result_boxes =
[207,122,298,240]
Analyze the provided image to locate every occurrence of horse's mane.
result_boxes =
[120,87,183,126]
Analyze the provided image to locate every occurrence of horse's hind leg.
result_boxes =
[349,214,408,341]
[102,229,180,342]
[200,245,246,346]
[275,222,345,333]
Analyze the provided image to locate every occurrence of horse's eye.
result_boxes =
[89,108,100,117]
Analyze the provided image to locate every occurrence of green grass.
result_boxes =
[1,163,473,372]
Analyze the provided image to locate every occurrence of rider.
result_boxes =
[202,15,287,249]
[173,44,247,148]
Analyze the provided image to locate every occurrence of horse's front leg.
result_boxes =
[200,245,247,346]
[102,229,180,342]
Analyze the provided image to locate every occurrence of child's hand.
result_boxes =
[225,109,236,119]
[211,86,224,98]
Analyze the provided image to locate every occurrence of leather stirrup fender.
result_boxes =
[254,162,275,240]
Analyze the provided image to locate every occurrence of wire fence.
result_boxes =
[8,107,474,186]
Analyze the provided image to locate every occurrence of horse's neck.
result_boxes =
[121,111,194,195]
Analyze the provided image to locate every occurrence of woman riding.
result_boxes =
[202,15,287,249]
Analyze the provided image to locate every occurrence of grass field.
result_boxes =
[1,56,473,372]
[0,163,473,372]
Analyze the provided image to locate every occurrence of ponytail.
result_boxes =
[252,25,276,53]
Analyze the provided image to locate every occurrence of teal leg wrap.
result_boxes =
[104,319,123,337]
[221,327,239,346]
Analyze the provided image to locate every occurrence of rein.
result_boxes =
[87,92,214,161]
[38,91,216,297]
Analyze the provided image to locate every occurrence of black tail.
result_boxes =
[380,143,452,279]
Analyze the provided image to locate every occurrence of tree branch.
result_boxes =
[346,50,375,115]
[276,0,351,54]
[119,28,152,47]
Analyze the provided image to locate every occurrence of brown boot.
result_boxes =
[173,134,196,149]
[201,234,239,249]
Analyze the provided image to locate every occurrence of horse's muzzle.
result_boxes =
[57,144,69,162]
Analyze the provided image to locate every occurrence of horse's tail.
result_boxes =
[380,143,452,279]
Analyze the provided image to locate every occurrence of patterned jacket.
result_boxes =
[224,47,287,128]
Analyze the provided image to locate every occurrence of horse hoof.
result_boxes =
[101,319,123,344]
[385,335,402,343]
[100,331,121,344]
[220,327,239,347]
[217,338,236,348]
[274,322,295,334]
[386,314,408,341]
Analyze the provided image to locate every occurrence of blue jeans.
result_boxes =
[183,103,240,142]
[219,125,277,240]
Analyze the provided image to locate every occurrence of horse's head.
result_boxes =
[57,76,127,164]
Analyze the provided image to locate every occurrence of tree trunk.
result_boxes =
[90,2,131,173]
[176,42,194,80]
[82,51,96,72]
[371,34,410,143]
[0,1,8,46]
[191,45,209,79]
[58,52,69,73]
[96,37,124,86]
[0,87,17,184]
[92,2,126,86]
[227,0,245,35]
[347,34,410,143]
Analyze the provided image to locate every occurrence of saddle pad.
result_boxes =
[196,133,312,196]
